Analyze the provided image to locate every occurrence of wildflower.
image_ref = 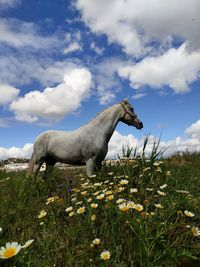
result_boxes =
[160,184,167,190]
[0,242,22,259]
[81,191,88,196]
[94,183,102,187]
[91,214,96,221]
[105,190,113,195]
[176,190,189,194]
[0,227,2,233]
[92,238,100,245]
[177,210,183,216]
[116,198,125,204]
[143,167,151,172]
[39,222,44,226]
[157,190,166,196]
[91,203,98,208]
[146,188,153,191]
[184,210,195,217]
[150,212,155,216]
[75,201,83,205]
[156,167,162,172]
[153,162,159,167]
[118,203,129,212]
[119,179,129,185]
[134,204,144,212]
[69,211,74,217]
[38,210,47,219]
[96,193,105,200]
[89,174,97,178]
[77,207,85,214]
[166,171,171,176]
[107,195,114,201]
[118,187,126,192]
[191,226,200,236]
[127,201,135,209]
[21,239,34,249]
[87,198,92,202]
[71,197,77,202]
[154,204,163,209]
[100,250,111,260]
[65,207,73,212]
[94,191,100,196]
[46,197,55,205]
[130,188,138,193]
[143,199,150,205]
[108,172,113,175]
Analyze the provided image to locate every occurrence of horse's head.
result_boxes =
[119,99,143,129]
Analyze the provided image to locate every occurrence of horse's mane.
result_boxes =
[89,102,119,122]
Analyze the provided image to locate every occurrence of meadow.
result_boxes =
[0,143,200,267]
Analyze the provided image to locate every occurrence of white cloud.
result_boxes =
[0,84,19,105]
[63,41,82,54]
[0,143,33,160]
[185,119,200,140]
[0,55,82,87]
[108,128,200,159]
[132,93,147,100]
[118,44,200,93]
[0,18,61,50]
[93,59,123,104]
[9,68,92,122]
[76,0,200,56]
[0,0,20,8]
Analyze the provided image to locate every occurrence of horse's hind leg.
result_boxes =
[27,152,44,177]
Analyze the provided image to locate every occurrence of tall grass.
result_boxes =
[0,138,200,266]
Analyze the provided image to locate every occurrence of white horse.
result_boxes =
[28,99,143,176]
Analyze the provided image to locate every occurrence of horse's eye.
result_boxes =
[130,107,134,112]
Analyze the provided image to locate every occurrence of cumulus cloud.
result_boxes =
[0,143,33,160]
[76,0,200,56]
[9,68,92,122]
[0,18,61,50]
[118,44,200,93]
[0,84,19,105]
[185,120,200,140]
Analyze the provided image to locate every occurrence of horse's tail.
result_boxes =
[27,153,35,176]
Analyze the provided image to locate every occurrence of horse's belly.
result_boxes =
[48,143,84,164]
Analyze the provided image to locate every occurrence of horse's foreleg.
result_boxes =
[86,158,95,177]
[44,158,56,178]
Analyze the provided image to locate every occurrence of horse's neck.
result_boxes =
[87,104,122,143]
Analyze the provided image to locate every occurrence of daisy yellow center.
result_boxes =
[3,247,17,258]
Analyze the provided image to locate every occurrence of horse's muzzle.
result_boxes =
[136,121,143,129]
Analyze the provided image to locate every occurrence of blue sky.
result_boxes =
[0,0,200,159]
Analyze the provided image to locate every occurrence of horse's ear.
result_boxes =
[122,98,129,104]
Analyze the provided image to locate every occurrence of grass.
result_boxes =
[0,146,200,266]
